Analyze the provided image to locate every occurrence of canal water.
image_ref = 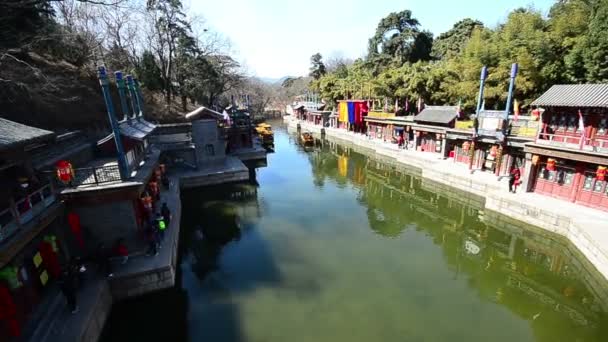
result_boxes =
[101,122,608,342]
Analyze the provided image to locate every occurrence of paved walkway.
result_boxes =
[291,118,608,280]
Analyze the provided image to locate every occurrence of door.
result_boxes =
[575,170,608,210]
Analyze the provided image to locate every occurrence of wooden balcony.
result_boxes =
[0,184,57,245]
[536,134,608,154]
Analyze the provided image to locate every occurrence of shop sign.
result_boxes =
[40,270,49,286]
[33,252,43,268]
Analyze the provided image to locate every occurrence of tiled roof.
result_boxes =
[531,84,608,108]
[414,106,458,124]
[0,118,54,151]
[119,120,157,140]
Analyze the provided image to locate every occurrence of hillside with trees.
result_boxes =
[311,0,608,112]
[0,0,246,132]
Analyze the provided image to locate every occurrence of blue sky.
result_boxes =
[189,0,556,79]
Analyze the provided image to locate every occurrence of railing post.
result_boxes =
[93,167,99,185]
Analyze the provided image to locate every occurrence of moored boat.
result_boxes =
[300,132,314,146]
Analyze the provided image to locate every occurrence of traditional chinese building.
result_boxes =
[447,112,539,175]
[364,112,415,143]
[412,106,459,155]
[523,84,608,211]
[0,118,89,340]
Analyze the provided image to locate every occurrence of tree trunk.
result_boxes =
[181,95,187,112]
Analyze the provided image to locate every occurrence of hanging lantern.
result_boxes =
[546,158,557,171]
[597,166,607,181]
[462,141,471,151]
[435,133,441,140]
[490,145,498,157]
[55,160,74,184]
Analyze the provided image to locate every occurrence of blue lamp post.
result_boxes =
[126,75,142,120]
[98,66,129,179]
[115,71,130,121]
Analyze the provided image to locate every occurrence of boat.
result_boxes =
[300,132,314,146]
[255,123,274,146]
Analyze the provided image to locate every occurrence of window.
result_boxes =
[567,115,577,132]
[583,175,594,191]
[558,115,567,131]
[593,180,604,193]
[598,118,607,135]
[563,170,574,185]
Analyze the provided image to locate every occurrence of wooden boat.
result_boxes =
[255,123,274,146]
[300,132,314,146]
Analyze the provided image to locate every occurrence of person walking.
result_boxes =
[161,203,171,226]
[58,269,78,314]
[509,166,521,193]
[145,222,158,256]
[94,244,113,277]
[113,239,129,264]
[156,214,167,243]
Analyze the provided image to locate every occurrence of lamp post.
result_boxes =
[469,66,488,171]
[495,63,518,177]
[98,66,128,180]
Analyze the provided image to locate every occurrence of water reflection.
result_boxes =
[305,134,608,340]
[102,124,608,342]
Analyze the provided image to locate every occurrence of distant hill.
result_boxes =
[259,76,296,85]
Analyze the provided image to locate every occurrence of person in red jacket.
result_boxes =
[113,239,129,264]
[0,283,20,337]
[509,166,521,193]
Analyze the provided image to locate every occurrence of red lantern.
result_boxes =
[490,145,498,157]
[546,158,556,171]
[597,166,607,181]
[56,160,74,184]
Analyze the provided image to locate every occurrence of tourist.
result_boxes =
[58,269,78,314]
[94,244,113,277]
[397,134,405,149]
[145,222,158,256]
[161,203,172,226]
[156,214,167,242]
[70,257,87,288]
[509,166,521,193]
[113,239,129,264]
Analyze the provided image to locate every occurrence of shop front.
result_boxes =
[525,146,608,211]
[366,120,393,142]
[412,125,447,156]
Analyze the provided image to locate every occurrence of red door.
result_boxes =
[533,164,577,201]
[575,170,608,211]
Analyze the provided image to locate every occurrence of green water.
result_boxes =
[102,122,608,342]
